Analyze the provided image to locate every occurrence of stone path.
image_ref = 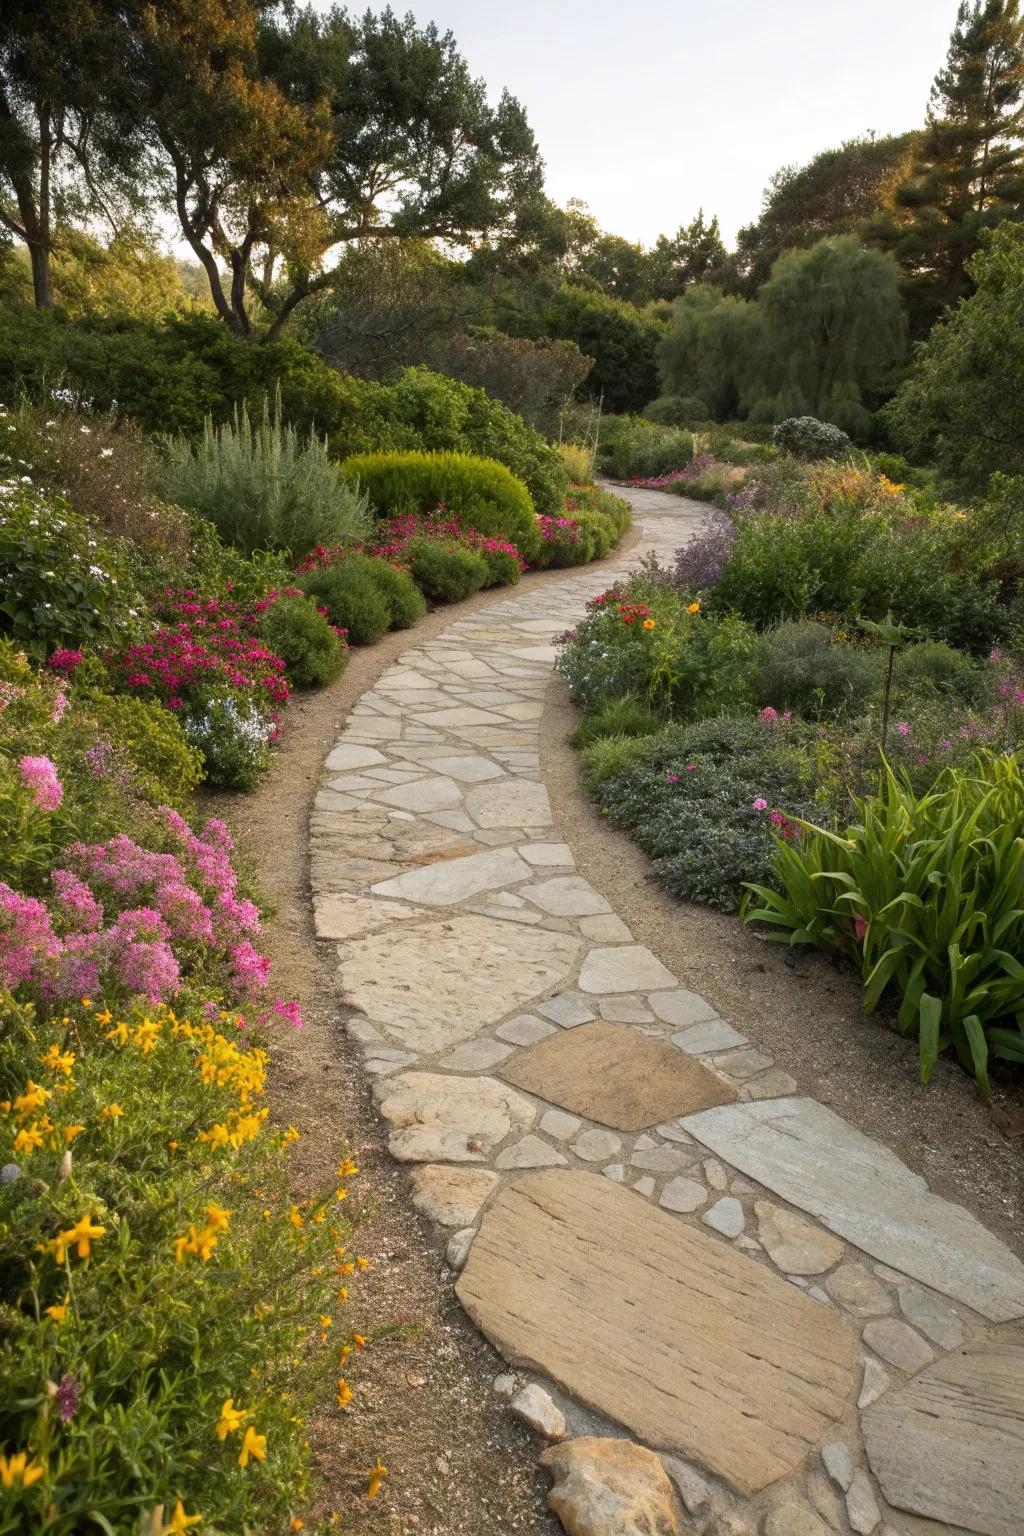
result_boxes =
[311,486,1024,1536]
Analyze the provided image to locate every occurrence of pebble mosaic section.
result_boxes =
[313,486,1024,1536]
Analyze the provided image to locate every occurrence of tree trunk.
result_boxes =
[29,239,52,308]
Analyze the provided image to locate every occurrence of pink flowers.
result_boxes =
[752,797,769,811]
[20,755,63,811]
[298,509,528,574]
[758,706,777,723]
[48,648,84,673]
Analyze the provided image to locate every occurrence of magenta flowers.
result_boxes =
[19,755,63,811]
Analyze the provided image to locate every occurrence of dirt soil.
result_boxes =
[541,678,1024,1258]
[200,554,642,1536]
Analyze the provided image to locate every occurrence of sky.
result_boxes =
[343,0,957,247]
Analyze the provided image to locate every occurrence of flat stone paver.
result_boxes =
[501,1019,736,1131]
[685,1098,1024,1320]
[457,1170,857,1495]
[862,1327,1024,1536]
[313,484,1024,1533]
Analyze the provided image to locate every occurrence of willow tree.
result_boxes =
[657,285,759,420]
[745,237,907,434]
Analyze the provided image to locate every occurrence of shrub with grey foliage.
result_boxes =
[772,416,852,460]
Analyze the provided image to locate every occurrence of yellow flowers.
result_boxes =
[283,1126,300,1144]
[174,1206,229,1265]
[99,1103,124,1121]
[14,1080,51,1117]
[105,1021,130,1047]
[238,1425,267,1468]
[40,1044,76,1077]
[337,1158,359,1178]
[0,1451,45,1489]
[14,1124,45,1154]
[366,1459,388,1500]
[132,1016,161,1055]
[44,1299,69,1323]
[215,1397,250,1441]
[642,618,656,630]
[287,1205,304,1229]
[63,1124,85,1144]
[196,1106,268,1150]
[336,1378,352,1407]
[687,600,701,614]
[163,1500,201,1533]
[46,1213,106,1264]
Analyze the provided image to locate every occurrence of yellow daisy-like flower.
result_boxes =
[163,1499,201,1533]
[99,1103,124,1121]
[283,1126,300,1143]
[215,1397,250,1441]
[14,1080,50,1117]
[366,1459,388,1500]
[105,1021,130,1047]
[48,1213,106,1263]
[687,600,701,614]
[44,1299,69,1323]
[14,1123,45,1154]
[204,1203,231,1234]
[40,1044,76,1077]
[642,618,656,630]
[238,1425,267,1468]
[336,1378,352,1407]
[0,1451,45,1489]
[337,1158,359,1178]
[63,1124,85,1144]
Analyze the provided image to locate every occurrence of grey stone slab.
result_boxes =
[495,1135,568,1170]
[659,1177,708,1213]
[521,875,612,917]
[537,993,596,1028]
[519,842,575,868]
[861,1319,934,1375]
[578,913,633,942]
[325,742,388,771]
[596,995,655,1024]
[862,1328,1024,1536]
[440,1038,516,1072]
[648,989,718,1028]
[373,775,463,812]
[370,847,531,906]
[578,946,677,995]
[496,1014,557,1046]
[671,1019,748,1055]
[540,1109,582,1141]
[465,779,552,829]
[424,754,506,783]
[703,1197,745,1238]
[683,1098,1024,1321]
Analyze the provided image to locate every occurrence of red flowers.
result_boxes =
[115,591,290,714]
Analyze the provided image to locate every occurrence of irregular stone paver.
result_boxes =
[375,1072,535,1162]
[540,1438,680,1536]
[458,1171,856,1495]
[339,913,580,1052]
[755,1201,845,1276]
[862,1327,1024,1536]
[313,485,1024,1528]
[501,1019,736,1132]
[684,1098,1024,1320]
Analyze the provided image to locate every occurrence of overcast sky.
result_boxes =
[350,0,957,246]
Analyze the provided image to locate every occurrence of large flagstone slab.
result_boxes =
[501,1019,736,1132]
[370,847,531,906]
[861,1327,1024,1536]
[374,1071,536,1161]
[456,1170,857,1495]
[338,913,581,1053]
[684,1099,1024,1321]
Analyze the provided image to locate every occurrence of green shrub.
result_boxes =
[328,366,569,518]
[597,414,693,479]
[162,398,370,559]
[298,561,391,645]
[84,691,205,807]
[754,623,880,715]
[255,593,347,688]
[340,450,539,559]
[557,441,595,481]
[570,695,663,748]
[588,715,825,911]
[360,556,427,628]
[893,640,987,703]
[0,483,144,660]
[569,482,632,540]
[477,545,523,587]
[745,752,1024,1090]
[404,538,489,603]
[644,395,711,427]
[181,692,273,791]
[772,416,852,459]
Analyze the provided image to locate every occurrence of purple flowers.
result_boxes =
[20,755,63,811]
[671,510,736,595]
[56,1374,82,1422]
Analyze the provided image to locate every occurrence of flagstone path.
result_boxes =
[312,486,1024,1536]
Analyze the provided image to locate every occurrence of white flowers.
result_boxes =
[99,448,114,459]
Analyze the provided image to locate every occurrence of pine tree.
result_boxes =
[878,0,1024,331]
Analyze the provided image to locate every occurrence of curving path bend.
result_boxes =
[310,487,1024,1536]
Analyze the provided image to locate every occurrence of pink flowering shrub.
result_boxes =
[0,807,301,1022]
[19,755,63,811]
[298,507,527,590]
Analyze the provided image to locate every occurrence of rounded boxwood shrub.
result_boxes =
[256,593,347,688]
[298,561,391,646]
[405,539,489,603]
[772,416,852,460]
[340,450,540,560]
[360,555,427,629]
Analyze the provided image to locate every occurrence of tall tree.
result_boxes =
[734,134,918,294]
[875,0,1024,329]
[646,211,730,299]
[0,1,140,307]
[128,2,544,338]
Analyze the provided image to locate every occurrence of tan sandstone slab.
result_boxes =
[501,1020,736,1132]
[338,912,580,1053]
[862,1327,1024,1536]
[456,1170,857,1495]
